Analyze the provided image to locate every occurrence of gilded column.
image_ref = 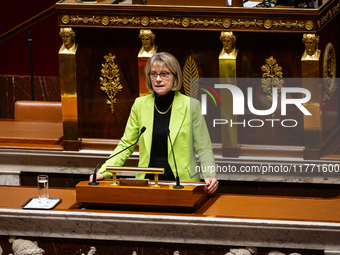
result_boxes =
[219,32,239,157]
[301,34,321,159]
[59,27,79,151]
[138,29,157,96]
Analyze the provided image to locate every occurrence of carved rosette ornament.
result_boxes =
[183,56,199,98]
[264,19,273,29]
[101,16,110,26]
[181,18,190,27]
[222,19,231,28]
[323,42,337,104]
[261,56,284,103]
[141,16,150,26]
[61,15,70,25]
[100,53,123,114]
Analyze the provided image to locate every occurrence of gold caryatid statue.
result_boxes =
[59,27,77,53]
[300,33,321,155]
[138,29,157,58]
[301,33,320,60]
[219,31,238,59]
[58,27,79,150]
[218,31,238,156]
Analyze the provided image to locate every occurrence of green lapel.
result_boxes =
[168,92,186,155]
[141,94,155,157]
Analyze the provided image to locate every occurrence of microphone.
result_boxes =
[167,128,184,189]
[89,126,147,185]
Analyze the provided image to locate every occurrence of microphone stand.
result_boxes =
[88,127,146,186]
[167,128,184,189]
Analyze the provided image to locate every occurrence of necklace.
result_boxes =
[154,102,173,115]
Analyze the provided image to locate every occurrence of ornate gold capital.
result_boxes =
[301,33,320,60]
[138,29,157,58]
[59,27,77,53]
[219,32,237,59]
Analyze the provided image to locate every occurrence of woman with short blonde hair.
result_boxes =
[144,52,182,93]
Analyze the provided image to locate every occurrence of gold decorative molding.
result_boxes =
[183,56,199,98]
[70,15,101,24]
[191,18,222,27]
[61,15,70,25]
[110,17,141,25]
[141,16,150,26]
[318,0,340,28]
[100,53,123,114]
[150,17,181,26]
[222,19,231,28]
[61,14,315,31]
[231,19,263,28]
[272,20,305,29]
[101,16,110,26]
[261,56,284,103]
[264,19,272,29]
[323,42,337,104]
[182,18,190,27]
[304,20,314,30]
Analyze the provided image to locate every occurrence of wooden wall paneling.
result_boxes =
[235,32,305,147]
[76,27,140,139]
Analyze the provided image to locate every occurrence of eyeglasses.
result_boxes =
[149,72,172,80]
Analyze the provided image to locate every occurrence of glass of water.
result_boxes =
[37,175,49,204]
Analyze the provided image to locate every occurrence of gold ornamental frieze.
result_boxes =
[231,19,263,28]
[318,0,340,28]
[323,43,337,104]
[183,56,199,98]
[191,19,222,27]
[272,20,305,29]
[149,17,181,26]
[69,15,101,24]
[100,53,123,114]
[61,14,316,31]
[261,56,284,103]
[110,17,141,26]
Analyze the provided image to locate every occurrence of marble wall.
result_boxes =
[0,75,61,119]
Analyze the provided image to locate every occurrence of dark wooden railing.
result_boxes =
[0,5,56,100]
[0,5,56,44]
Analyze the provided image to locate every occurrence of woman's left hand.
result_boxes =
[204,177,219,195]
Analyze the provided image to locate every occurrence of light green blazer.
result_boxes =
[99,91,216,182]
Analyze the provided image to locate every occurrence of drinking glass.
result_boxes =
[37,175,49,204]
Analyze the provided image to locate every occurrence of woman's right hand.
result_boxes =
[89,173,104,182]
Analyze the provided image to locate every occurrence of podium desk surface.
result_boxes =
[1,185,340,222]
[2,185,340,250]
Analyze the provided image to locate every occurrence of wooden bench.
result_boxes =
[0,101,63,150]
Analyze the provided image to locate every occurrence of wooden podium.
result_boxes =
[76,181,209,212]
